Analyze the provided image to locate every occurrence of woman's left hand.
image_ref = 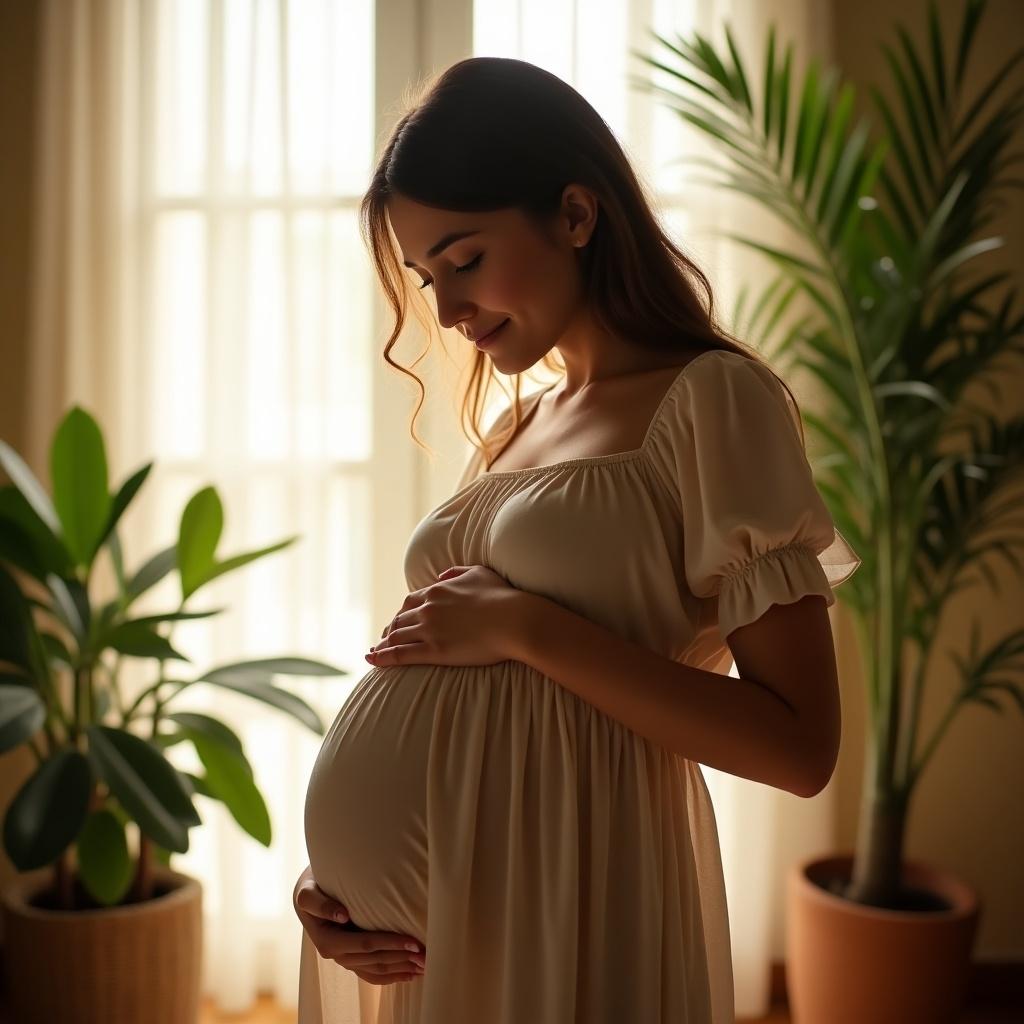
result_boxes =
[366,565,527,668]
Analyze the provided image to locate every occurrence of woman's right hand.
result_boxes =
[292,865,426,985]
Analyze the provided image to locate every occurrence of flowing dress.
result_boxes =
[298,349,861,1023]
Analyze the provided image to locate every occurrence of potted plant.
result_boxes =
[0,405,346,1024]
[632,0,1022,1020]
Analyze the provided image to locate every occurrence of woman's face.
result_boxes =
[386,189,595,372]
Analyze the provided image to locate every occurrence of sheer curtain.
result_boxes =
[25,0,835,1017]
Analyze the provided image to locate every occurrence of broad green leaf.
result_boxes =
[178,770,216,801]
[85,725,195,852]
[3,749,92,870]
[104,621,190,663]
[93,463,152,563]
[40,631,74,669]
[45,573,89,643]
[200,656,346,682]
[0,684,46,754]
[76,809,133,906]
[0,493,66,585]
[0,562,35,673]
[177,487,223,600]
[0,442,63,538]
[50,407,111,569]
[125,545,178,605]
[189,732,271,846]
[194,676,324,734]
[167,711,246,759]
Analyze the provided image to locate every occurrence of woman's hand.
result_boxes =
[365,565,527,668]
[293,865,426,985]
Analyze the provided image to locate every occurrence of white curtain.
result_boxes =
[26,0,837,1017]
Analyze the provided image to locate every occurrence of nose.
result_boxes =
[432,286,474,333]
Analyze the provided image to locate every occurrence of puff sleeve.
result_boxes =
[659,351,861,641]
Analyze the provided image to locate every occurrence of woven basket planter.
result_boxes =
[0,864,202,1024]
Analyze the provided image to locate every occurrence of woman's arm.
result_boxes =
[508,590,832,798]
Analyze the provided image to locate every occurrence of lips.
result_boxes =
[475,319,510,347]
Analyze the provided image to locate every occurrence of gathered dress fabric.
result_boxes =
[298,349,861,1023]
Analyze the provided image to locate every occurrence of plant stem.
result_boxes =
[54,846,74,910]
[130,831,154,903]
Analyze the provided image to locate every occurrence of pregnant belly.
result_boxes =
[303,659,543,939]
[301,657,674,949]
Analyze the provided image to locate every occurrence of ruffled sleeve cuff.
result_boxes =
[716,532,861,641]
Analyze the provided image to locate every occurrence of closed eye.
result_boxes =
[417,253,484,290]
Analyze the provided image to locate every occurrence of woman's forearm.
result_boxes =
[507,591,819,797]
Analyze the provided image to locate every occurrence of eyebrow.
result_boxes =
[402,229,481,268]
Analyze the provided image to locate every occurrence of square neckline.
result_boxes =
[479,348,727,479]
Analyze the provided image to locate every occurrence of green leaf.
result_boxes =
[0,566,51,689]
[195,678,325,735]
[93,463,152,564]
[0,671,34,686]
[927,1,948,111]
[3,749,92,870]
[177,487,224,600]
[50,407,112,570]
[0,561,36,674]
[762,24,777,140]
[92,609,222,658]
[76,809,133,906]
[0,501,58,582]
[0,442,63,539]
[722,22,753,113]
[45,574,89,644]
[718,233,827,278]
[199,656,346,682]
[121,608,226,629]
[93,686,112,722]
[927,235,1006,290]
[189,732,271,846]
[0,685,46,754]
[107,528,127,597]
[178,770,216,801]
[85,725,196,852]
[125,545,178,605]
[88,599,123,650]
[950,0,983,91]
[820,119,871,241]
[874,379,952,413]
[40,631,74,669]
[104,621,190,663]
[167,711,246,759]
[809,81,855,209]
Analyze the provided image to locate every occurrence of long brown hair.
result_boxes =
[359,56,804,467]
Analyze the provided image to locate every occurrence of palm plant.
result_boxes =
[630,0,1024,908]
[0,406,343,909]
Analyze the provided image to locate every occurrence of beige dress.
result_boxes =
[298,348,861,1023]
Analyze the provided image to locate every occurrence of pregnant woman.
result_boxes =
[296,56,860,1023]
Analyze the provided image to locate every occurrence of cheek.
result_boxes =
[481,275,526,312]
[489,254,557,311]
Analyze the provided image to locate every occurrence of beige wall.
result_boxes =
[0,1,35,451]
[0,0,1020,965]
[0,1,45,916]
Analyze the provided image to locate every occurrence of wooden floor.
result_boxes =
[198,994,1022,1023]
[0,991,1016,1021]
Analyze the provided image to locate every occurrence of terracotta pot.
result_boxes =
[1,864,202,1024]
[786,852,981,1024]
